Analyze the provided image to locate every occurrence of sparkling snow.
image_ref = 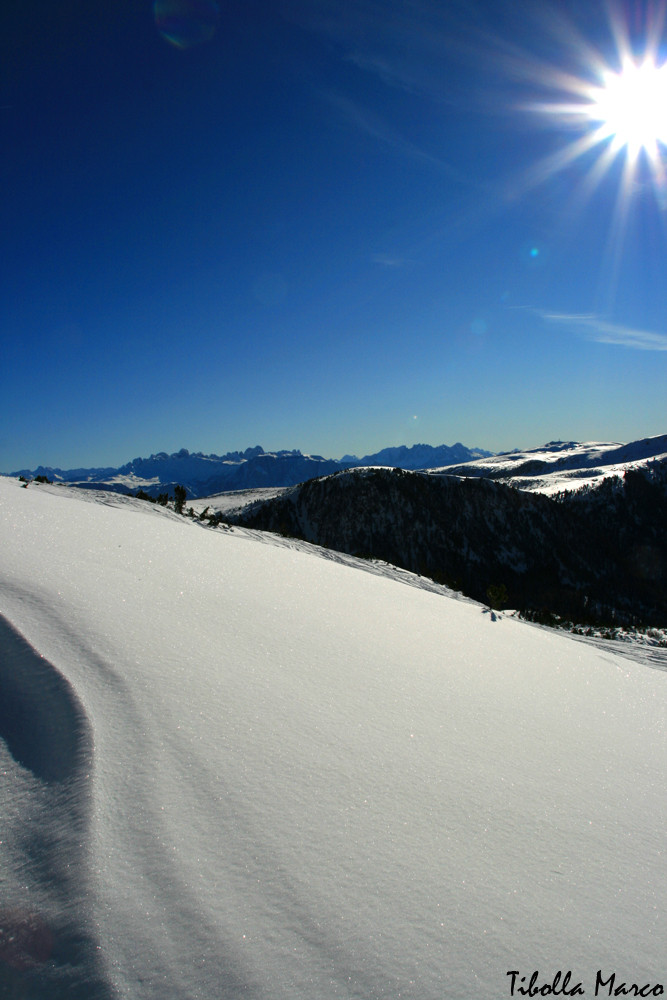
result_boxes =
[0,478,665,999]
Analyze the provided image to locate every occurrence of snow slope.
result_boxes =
[188,485,292,517]
[1,479,666,999]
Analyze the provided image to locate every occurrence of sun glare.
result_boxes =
[509,5,667,309]
[517,7,667,227]
[587,57,667,158]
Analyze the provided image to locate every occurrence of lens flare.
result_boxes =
[154,0,220,49]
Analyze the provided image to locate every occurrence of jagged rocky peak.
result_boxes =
[8,441,494,498]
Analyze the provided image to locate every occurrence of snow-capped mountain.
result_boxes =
[8,446,341,499]
[1,476,665,998]
[341,441,492,468]
[6,442,492,499]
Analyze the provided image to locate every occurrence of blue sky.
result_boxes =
[2,0,667,470]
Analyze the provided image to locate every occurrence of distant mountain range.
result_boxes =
[8,433,667,506]
[8,442,493,499]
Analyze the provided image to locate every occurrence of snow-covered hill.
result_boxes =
[1,478,666,999]
[438,432,667,493]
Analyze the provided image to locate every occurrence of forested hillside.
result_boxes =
[222,464,667,627]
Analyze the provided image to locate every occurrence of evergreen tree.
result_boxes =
[174,484,187,515]
[486,584,508,610]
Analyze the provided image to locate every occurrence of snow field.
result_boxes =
[0,478,665,999]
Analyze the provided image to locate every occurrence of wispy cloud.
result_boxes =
[323,90,468,182]
[538,310,667,351]
[280,0,465,95]
[369,253,412,268]
[344,51,420,95]
[280,0,491,117]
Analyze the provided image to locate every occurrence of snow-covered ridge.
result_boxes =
[436,432,667,494]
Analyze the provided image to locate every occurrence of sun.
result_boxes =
[586,57,667,159]
[516,9,667,216]
[506,6,667,307]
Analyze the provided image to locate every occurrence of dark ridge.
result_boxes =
[223,464,667,628]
